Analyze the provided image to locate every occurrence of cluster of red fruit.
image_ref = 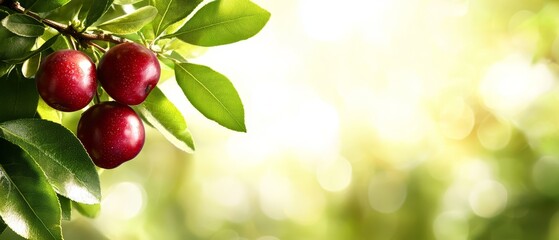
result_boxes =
[35,42,161,169]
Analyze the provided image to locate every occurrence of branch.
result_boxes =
[3,0,130,46]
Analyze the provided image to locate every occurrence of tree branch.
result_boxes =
[2,0,130,47]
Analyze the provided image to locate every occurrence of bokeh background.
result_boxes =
[7,0,559,239]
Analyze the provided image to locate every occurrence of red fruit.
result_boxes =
[77,102,145,169]
[36,50,97,112]
[97,42,160,105]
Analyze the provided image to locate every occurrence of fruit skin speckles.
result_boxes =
[97,42,161,105]
[77,101,145,169]
[36,50,97,112]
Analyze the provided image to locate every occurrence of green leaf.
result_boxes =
[0,119,101,204]
[83,0,114,28]
[175,63,246,132]
[0,28,36,61]
[135,87,195,152]
[151,0,202,37]
[165,38,207,59]
[3,35,59,64]
[0,10,7,19]
[1,14,44,37]
[0,69,38,122]
[37,99,62,124]
[0,62,14,78]
[114,0,143,5]
[0,218,6,234]
[0,139,62,240]
[73,202,100,218]
[158,50,188,68]
[158,54,177,69]
[43,0,113,28]
[165,0,270,46]
[57,195,71,221]
[19,0,71,12]
[97,6,158,34]
[22,52,42,78]
[140,21,156,41]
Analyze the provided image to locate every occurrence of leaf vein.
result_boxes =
[155,0,173,36]
[0,127,92,198]
[170,13,265,37]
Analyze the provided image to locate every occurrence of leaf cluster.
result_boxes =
[0,0,269,239]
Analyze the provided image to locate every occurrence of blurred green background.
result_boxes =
[9,0,559,239]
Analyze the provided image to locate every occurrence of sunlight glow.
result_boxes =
[369,70,434,144]
[454,159,493,183]
[360,0,398,46]
[78,0,559,238]
[299,0,397,41]
[257,171,325,224]
[427,0,469,17]
[258,172,292,220]
[204,177,247,208]
[226,134,273,165]
[202,177,250,223]
[442,160,495,211]
[372,97,431,144]
[469,180,508,218]
[477,116,512,151]
[480,54,554,116]
[442,183,472,211]
[368,172,407,213]
[101,182,145,220]
[438,97,475,140]
[298,0,350,41]
[278,96,341,167]
[316,157,352,192]
[433,211,469,240]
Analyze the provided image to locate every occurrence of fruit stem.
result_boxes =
[3,1,131,47]
[89,42,107,53]
[69,36,78,50]
[94,91,101,105]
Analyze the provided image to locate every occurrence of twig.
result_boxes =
[3,0,130,47]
